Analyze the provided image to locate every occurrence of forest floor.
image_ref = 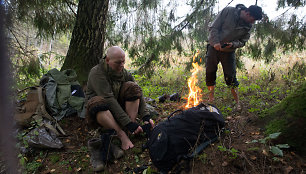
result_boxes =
[17,96,306,174]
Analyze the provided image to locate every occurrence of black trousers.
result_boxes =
[205,45,239,88]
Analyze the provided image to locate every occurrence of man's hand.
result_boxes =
[213,43,221,51]
[133,126,143,134]
[215,42,233,51]
[126,122,142,134]
[141,119,154,138]
[222,42,233,48]
[144,119,155,128]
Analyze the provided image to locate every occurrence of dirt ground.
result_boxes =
[16,99,306,174]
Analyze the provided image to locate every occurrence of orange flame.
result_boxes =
[184,52,203,109]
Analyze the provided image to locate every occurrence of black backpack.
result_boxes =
[146,103,225,173]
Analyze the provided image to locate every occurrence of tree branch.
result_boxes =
[225,0,234,8]
[172,0,206,32]
[7,26,36,58]
[64,0,77,17]
[137,0,211,72]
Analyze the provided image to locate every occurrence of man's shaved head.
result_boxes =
[106,46,125,60]
[105,46,126,72]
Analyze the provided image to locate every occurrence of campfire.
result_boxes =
[184,52,203,109]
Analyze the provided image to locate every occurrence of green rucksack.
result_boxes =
[40,68,85,120]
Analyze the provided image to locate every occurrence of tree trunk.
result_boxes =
[61,0,109,85]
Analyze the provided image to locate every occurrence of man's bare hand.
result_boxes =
[144,119,155,128]
[149,119,155,128]
[133,126,143,134]
[213,43,221,51]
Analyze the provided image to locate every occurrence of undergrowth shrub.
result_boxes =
[134,66,189,99]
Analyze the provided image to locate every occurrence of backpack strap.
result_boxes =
[188,136,218,158]
[36,87,66,136]
[167,109,183,120]
[37,87,54,121]
[171,137,219,174]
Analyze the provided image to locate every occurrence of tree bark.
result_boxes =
[61,0,109,85]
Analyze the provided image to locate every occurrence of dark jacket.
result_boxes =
[208,6,252,52]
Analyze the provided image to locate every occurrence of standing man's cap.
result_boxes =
[248,5,263,20]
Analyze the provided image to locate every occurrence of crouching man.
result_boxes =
[86,46,153,171]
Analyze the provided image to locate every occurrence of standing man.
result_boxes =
[206,4,262,110]
[86,46,153,171]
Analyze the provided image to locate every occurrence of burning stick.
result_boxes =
[184,52,203,109]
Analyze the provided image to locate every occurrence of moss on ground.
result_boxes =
[260,81,306,155]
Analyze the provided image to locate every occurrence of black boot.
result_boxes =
[100,129,124,161]
[87,138,104,172]
[111,143,124,159]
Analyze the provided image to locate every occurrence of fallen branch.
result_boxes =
[240,151,258,173]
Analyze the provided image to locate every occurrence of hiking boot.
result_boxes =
[111,143,124,159]
[88,138,104,172]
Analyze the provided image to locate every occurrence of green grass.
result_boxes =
[50,154,61,164]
